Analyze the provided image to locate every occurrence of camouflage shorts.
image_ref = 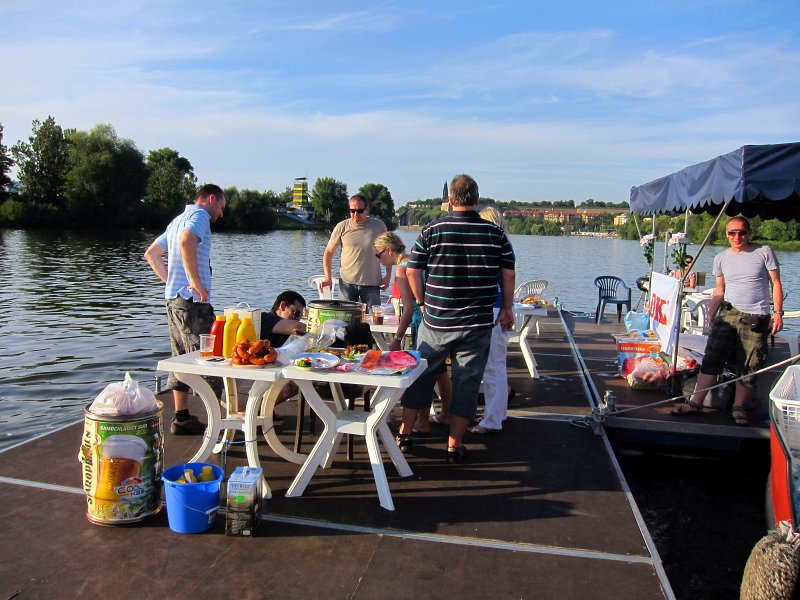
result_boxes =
[699,304,770,387]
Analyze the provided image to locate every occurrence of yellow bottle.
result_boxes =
[183,468,197,483]
[198,465,215,482]
[222,312,241,358]
[236,316,257,345]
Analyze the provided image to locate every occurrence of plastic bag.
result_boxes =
[89,372,158,416]
[624,311,650,333]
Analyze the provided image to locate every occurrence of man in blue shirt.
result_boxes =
[398,174,516,462]
[144,184,226,435]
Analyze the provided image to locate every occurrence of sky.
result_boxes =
[2,0,800,206]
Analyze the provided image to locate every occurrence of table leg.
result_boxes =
[173,373,223,464]
[365,388,412,511]
[246,380,306,465]
[285,382,339,499]
[518,315,540,379]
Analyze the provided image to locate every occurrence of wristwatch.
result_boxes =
[393,335,403,343]
[773,310,784,316]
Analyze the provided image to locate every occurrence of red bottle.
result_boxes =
[210,315,226,356]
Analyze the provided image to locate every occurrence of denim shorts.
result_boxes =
[400,323,491,418]
[339,282,381,309]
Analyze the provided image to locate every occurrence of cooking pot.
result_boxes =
[306,300,362,334]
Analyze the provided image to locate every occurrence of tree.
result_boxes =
[230,188,277,231]
[0,123,13,203]
[358,183,396,229]
[141,148,196,229]
[65,124,148,227]
[310,177,348,224]
[11,116,71,209]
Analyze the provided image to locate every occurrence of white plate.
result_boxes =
[194,356,226,364]
[292,352,340,369]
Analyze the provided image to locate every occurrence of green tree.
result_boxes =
[310,177,348,224]
[11,116,71,210]
[65,124,148,227]
[229,188,276,231]
[358,183,396,229]
[141,148,196,229]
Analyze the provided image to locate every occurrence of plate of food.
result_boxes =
[341,344,370,360]
[292,352,340,369]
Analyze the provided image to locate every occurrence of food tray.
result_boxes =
[770,366,800,450]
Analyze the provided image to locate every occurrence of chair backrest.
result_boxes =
[594,275,628,298]
[308,275,338,300]
[514,280,548,299]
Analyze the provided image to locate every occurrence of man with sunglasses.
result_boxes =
[672,217,784,425]
[321,194,389,307]
[260,290,307,348]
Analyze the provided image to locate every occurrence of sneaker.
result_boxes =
[445,445,467,464]
[170,415,206,435]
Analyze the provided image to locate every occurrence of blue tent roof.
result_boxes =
[630,143,800,220]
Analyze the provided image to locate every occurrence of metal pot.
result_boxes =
[306,300,362,334]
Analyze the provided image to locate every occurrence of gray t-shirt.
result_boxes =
[713,243,779,315]
[328,217,386,286]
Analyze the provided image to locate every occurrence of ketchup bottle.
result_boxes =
[210,315,226,356]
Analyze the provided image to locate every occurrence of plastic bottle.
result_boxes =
[236,316,257,345]
[198,465,215,482]
[222,312,241,358]
[210,315,226,356]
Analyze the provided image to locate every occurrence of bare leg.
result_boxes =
[448,414,469,449]
[432,372,453,425]
[399,407,420,436]
[173,389,189,412]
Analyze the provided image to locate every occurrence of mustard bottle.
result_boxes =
[222,312,241,358]
[236,316,257,345]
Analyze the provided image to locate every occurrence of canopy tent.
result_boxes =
[630,143,800,220]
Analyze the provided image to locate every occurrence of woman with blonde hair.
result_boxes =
[469,206,511,434]
[374,231,452,449]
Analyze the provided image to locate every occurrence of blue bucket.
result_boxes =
[162,463,223,534]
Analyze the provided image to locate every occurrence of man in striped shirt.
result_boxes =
[398,174,515,463]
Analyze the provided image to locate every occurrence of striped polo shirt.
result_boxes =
[155,204,213,303]
[408,211,515,331]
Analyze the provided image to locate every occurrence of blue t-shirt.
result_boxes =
[156,204,213,303]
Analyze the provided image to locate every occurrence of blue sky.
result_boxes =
[2,0,799,205]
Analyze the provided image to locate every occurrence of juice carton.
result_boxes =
[225,466,262,536]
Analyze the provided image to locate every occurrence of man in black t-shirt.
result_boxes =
[260,290,307,347]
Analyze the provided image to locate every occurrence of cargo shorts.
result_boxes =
[165,297,218,393]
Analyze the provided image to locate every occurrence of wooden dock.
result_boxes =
[3,309,790,598]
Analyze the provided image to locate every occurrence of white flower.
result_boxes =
[668,232,690,246]
[639,234,655,246]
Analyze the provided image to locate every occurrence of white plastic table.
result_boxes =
[156,351,305,498]
[365,314,409,350]
[282,359,428,511]
[510,304,547,378]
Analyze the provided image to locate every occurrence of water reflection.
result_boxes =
[0,227,797,451]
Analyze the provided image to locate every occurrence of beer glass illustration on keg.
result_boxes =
[96,435,147,511]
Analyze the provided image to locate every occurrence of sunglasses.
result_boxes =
[375,248,387,259]
[350,208,366,214]
[291,307,304,319]
[726,230,749,237]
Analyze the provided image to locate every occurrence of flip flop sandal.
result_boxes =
[468,425,502,434]
[671,400,704,417]
[731,406,750,426]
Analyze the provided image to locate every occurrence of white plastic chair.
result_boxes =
[308,275,338,300]
[513,280,548,332]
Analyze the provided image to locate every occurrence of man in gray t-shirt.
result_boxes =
[672,216,784,425]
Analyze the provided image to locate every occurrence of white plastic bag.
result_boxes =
[89,372,158,416]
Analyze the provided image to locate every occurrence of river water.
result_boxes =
[1,227,797,451]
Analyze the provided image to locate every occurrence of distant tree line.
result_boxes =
[0,117,397,231]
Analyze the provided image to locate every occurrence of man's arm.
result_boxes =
[179,229,207,302]
[497,268,515,331]
[321,242,338,290]
[270,318,307,336]
[707,275,726,321]
[144,240,168,283]
[769,268,784,334]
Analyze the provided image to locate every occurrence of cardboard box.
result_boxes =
[225,466,262,536]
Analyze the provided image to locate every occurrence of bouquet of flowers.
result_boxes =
[639,234,655,265]
[668,232,690,269]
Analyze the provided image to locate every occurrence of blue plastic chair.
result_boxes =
[594,276,632,323]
